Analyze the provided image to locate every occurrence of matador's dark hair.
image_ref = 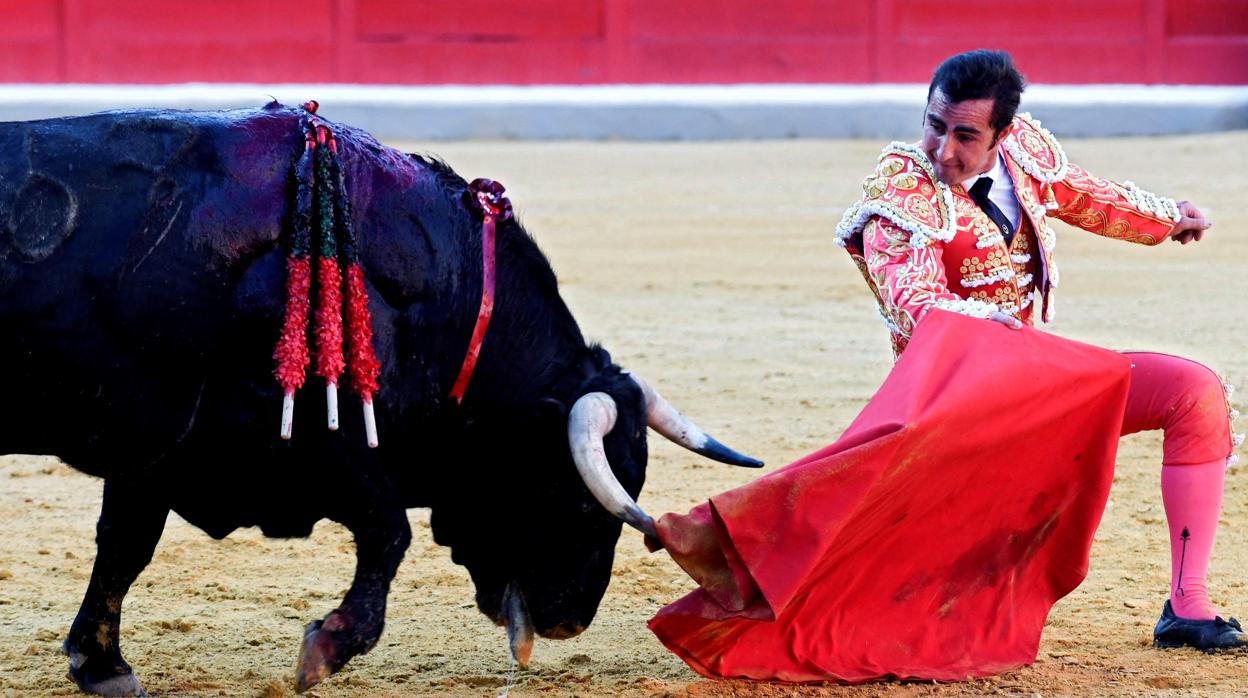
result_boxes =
[927,50,1026,136]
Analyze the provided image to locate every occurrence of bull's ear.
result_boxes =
[588,345,613,372]
[539,396,568,418]
[600,373,648,436]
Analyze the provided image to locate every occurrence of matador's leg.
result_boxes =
[1119,351,1245,651]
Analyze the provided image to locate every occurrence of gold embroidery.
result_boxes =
[958,249,1008,273]
[1065,165,1114,194]
[873,218,910,256]
[972,213,998,239]
[969,285,1019,306]
[866,178,888,198]
[1011,227,1031,254]
[1105,219,1131,238]
[1019,130,1051,167]
[864,218,952,341]
[952,194,1009,248]
[891,172,918,190]
[958,248,1013,286]
[1102,219,1158,244]
[872,143,955,233]
[954,197,979,218]
[1055,192,1105,229]
[1012,179,1046,232]
[1038,225,1057,252]
[1060,164,1175,229]
[1042,185,1058,210]
[1007,113,1066,179]
[880,158,905,177]
[904,193,935,222]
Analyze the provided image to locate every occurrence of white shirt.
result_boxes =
[961,152,1020,232]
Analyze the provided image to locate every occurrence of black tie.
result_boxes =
[969,177,1015,246]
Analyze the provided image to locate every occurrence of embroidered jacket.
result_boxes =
[836,113,1182,357]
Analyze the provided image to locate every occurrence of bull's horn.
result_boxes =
[568,392,658,538]
[503,582,534,668]
[629,374,764,468]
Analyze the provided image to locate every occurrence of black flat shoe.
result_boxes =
[1154,600,1248,652]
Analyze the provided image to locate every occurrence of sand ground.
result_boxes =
[2,132,1245,697]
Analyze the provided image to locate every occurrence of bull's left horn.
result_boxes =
[629,373,764,468]
[568,392,658,538]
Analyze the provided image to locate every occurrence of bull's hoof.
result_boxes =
[65,650,146,697]
[295,617,343,692]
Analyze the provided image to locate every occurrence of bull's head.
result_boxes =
[463,354,761,665]
[408,170,761,666]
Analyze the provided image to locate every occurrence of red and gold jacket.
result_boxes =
[836,113,1182,358]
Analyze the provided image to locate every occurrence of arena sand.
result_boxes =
[2,132,1245,697]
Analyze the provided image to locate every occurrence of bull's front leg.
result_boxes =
[295,487,411,692]
[63,478,169,697]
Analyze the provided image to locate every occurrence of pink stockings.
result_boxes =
[1160,461,1224,619]
[1121,352,1235,620]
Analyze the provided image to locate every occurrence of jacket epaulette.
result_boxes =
[1001,113,1068,184]
[835,142,956,251]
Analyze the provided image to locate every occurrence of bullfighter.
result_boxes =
[835,49,1244,651]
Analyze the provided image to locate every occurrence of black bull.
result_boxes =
[0,104,761,695]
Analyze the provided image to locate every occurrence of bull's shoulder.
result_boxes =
[1001,112,1068,184]
[835,141,956,250]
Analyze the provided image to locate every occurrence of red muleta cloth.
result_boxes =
[649,310,1132,683]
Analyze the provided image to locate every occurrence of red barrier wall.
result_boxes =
[1,0,1244,84]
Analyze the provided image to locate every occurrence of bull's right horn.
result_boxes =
[568,392,657,538]
[629,373,764,468]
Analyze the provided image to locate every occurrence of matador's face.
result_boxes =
[921,88,1002,185]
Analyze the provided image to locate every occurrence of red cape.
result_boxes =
[648,311,1132,683]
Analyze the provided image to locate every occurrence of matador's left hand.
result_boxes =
[1170,201,1211,245]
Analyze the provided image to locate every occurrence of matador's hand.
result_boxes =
[1170,201,1211,245]
[989,311,1023,330]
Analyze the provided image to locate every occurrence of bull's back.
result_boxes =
[0,107,302,304]
[0,108,302,472]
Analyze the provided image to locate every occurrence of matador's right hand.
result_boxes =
[989,311,1023,330]
[1170,200,1212,245]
